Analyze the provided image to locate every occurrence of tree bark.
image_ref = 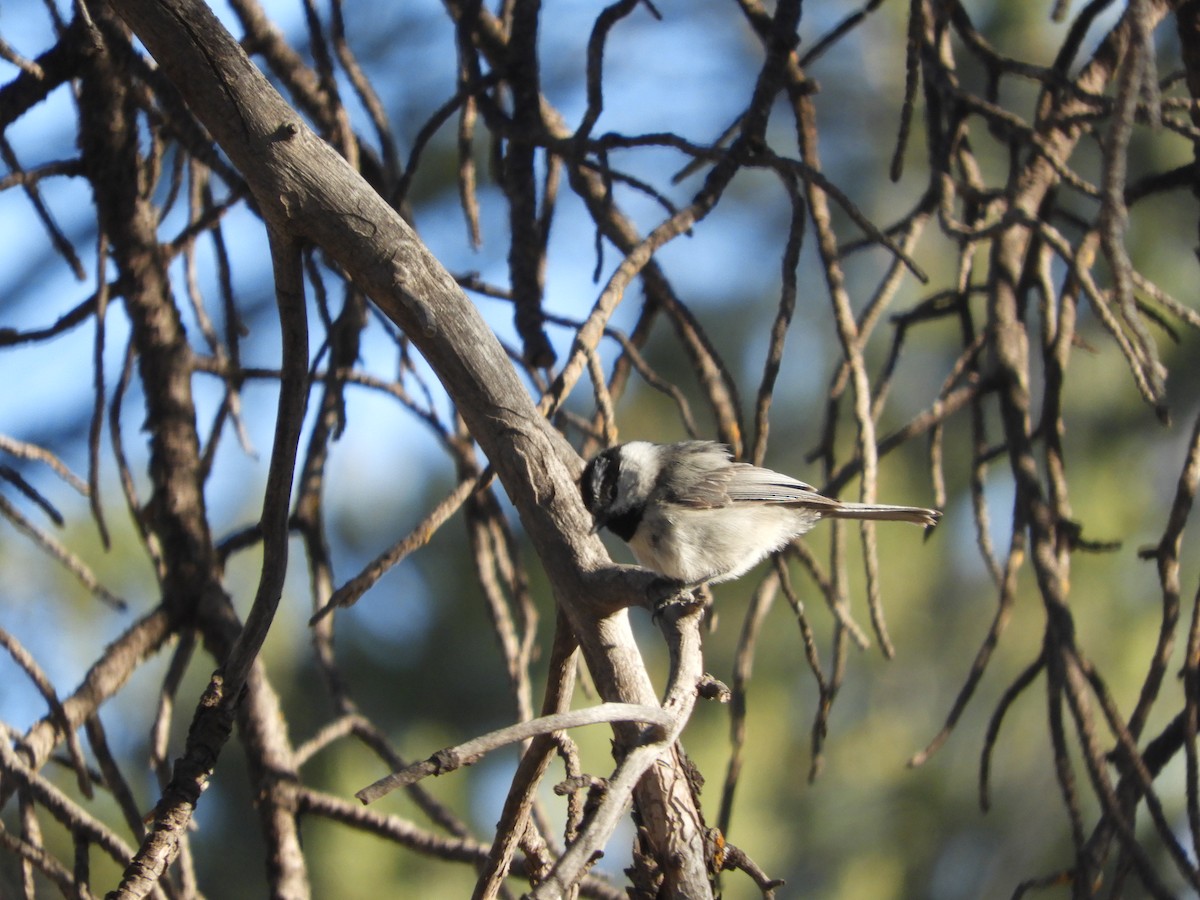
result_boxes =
[105,0,712,893]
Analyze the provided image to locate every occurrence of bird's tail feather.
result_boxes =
[824,503,940,528]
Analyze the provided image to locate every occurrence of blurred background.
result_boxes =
[1,1,1199,897]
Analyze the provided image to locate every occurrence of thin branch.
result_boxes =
[528,601,709,898]
[359,702,674,804]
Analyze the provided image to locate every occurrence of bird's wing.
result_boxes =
[659,442,838,510]
[722,462,839,508]
[657,442,740,508]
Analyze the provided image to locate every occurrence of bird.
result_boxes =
[580,440,939,589]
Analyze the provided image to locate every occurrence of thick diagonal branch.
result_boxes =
[107,0,713,894]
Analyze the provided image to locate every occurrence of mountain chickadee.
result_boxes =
[581,440,940,589]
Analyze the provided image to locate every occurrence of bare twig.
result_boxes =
[358,702,675,804]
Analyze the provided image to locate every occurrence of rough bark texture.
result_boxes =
[106,0,713,894]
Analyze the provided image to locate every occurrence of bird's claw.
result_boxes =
[648,577,705,623]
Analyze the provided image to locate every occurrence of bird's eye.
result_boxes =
[579,464,596,511]
[580,453,616,514]
[598,455,621,507]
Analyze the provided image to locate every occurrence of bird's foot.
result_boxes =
[648,577,706,623]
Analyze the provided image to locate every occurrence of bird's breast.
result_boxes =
[626,504,818,585]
